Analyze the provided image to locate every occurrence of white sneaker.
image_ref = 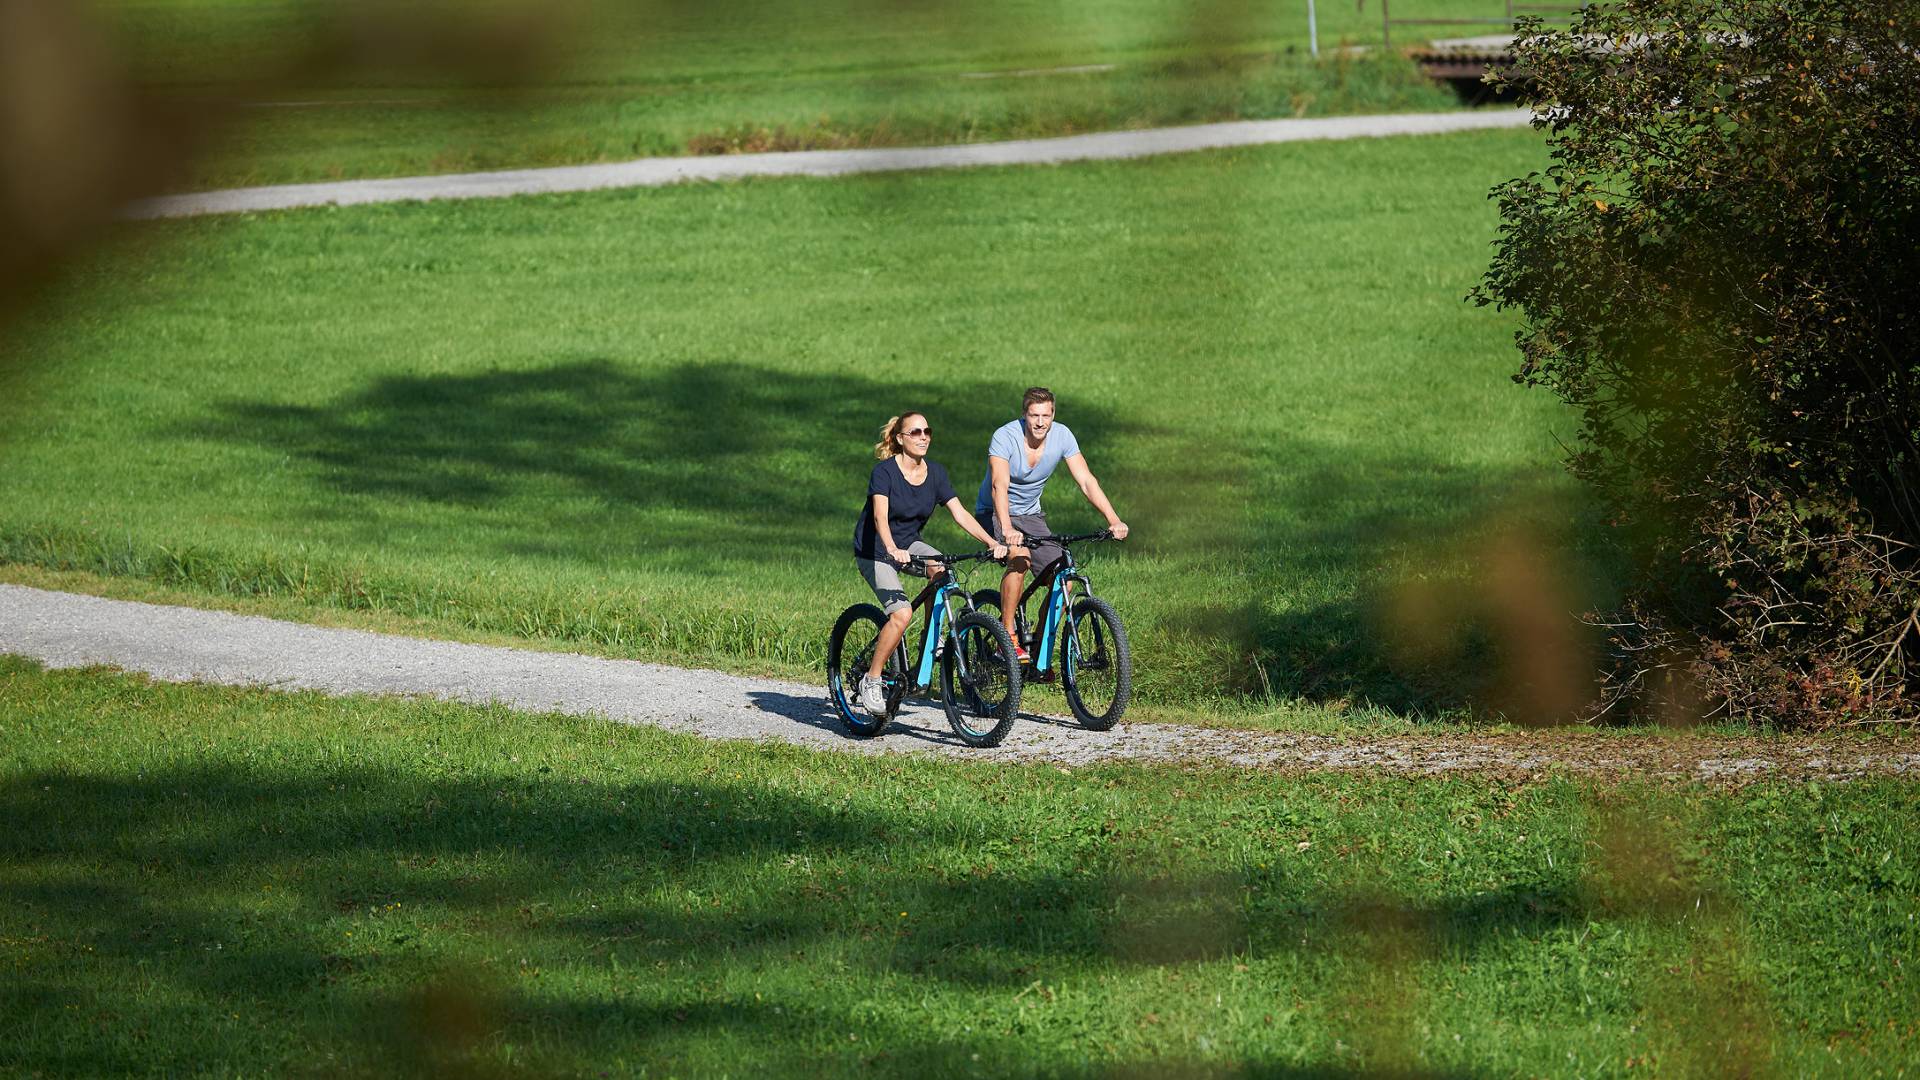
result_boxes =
[858,674,888,717]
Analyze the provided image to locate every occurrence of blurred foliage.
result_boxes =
[1476,0,1920,729]
[0,0,572,353]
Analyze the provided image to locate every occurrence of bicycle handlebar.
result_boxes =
[905,549,1005,567]
[899,531,1118,568]
[1029,529,1118,545]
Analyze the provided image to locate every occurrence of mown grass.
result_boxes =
[3,656,1916,1075]
[104,0,1492,190]
[9,127,1575,718]
[1,128,1578,723]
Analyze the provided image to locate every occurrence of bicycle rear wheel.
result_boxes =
[940,611,1022,747]
[969,589,1002,619]
[828,604,894,737]
[970,588,1031,654]
[1061,596,1130,730]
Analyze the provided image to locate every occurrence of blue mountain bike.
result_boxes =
[972,530,1131,730]
[827,550,1023,748]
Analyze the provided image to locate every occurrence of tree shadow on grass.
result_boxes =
[184,359,1143,568]
[176,356,1616,719]
[0,754,1594,1074]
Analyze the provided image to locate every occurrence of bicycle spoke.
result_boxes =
[1062,597,1129,730]
[939,612,1021,747]
[829,605,894,738]
[968,631,1011,710]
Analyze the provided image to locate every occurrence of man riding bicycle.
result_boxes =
[974,387,1129,661]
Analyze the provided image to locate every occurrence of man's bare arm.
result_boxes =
[1064,453,1128,539]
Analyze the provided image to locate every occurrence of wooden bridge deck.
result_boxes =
[1407,34,1522,98]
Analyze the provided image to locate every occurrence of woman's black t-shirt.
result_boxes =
[853,457,957,559]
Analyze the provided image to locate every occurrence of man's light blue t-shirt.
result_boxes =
[974,419,1080,516]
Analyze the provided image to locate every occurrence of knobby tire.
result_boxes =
[828,603,895,738]
[940,611,1022,748]
[1062,595,1130,730]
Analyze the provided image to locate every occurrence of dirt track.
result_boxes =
[5,584,1916,783]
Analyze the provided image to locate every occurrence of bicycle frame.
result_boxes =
[894,560,986,691]
[903,578,960,688]
[1013,543,1099,672]
[1029,549,1090,668]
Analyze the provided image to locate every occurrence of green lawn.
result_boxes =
[1,127,1576,723]
[102,0,1499,189]
[3,657,1915,1075]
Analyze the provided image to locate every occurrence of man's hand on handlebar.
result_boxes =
[1004,527,1025,547]
[888,546,911,567]
[1109,521,1129,541]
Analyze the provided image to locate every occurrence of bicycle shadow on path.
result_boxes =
[747,689,976,748]
[748,685,1089,746]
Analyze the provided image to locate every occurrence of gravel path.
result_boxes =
[122,109,1534,220]
[6,584,1917,782]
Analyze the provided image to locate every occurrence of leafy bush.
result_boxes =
[1475,0,1920,728]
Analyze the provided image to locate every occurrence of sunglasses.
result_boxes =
[902,427,932,438]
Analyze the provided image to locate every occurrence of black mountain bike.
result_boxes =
[972,530,1131,730]
[827,550,1023,748]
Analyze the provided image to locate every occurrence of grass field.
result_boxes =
[4,656,1916,1075]
[10,14,1914,1076]
[1,127,1576,724]
[100,0,1497,189]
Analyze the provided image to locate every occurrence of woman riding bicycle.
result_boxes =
[853,411,1007,717]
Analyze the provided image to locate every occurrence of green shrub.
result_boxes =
[1475,0,1920,728]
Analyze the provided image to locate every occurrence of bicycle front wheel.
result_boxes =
[940,611,1022,748]
[1061,596,1130,730]
[828,604,892,737]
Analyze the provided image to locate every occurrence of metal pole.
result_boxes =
[1308,0,1319,57]
[1381,0,1390,49]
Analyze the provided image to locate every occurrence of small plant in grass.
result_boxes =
[686,123,868,155]
[1475,0,1920,728]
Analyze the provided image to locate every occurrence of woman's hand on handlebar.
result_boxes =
[1109,521,1129,541]
[990,541,1009,561]
[888,546,911,567]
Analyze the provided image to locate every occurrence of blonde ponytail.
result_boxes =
[874,415,902,460]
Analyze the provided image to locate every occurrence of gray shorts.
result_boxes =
[856,541,941,615]
[977,511,1064,579]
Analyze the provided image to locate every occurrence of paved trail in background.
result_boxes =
[6,585,1917,782]
[124,109,1534,219]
